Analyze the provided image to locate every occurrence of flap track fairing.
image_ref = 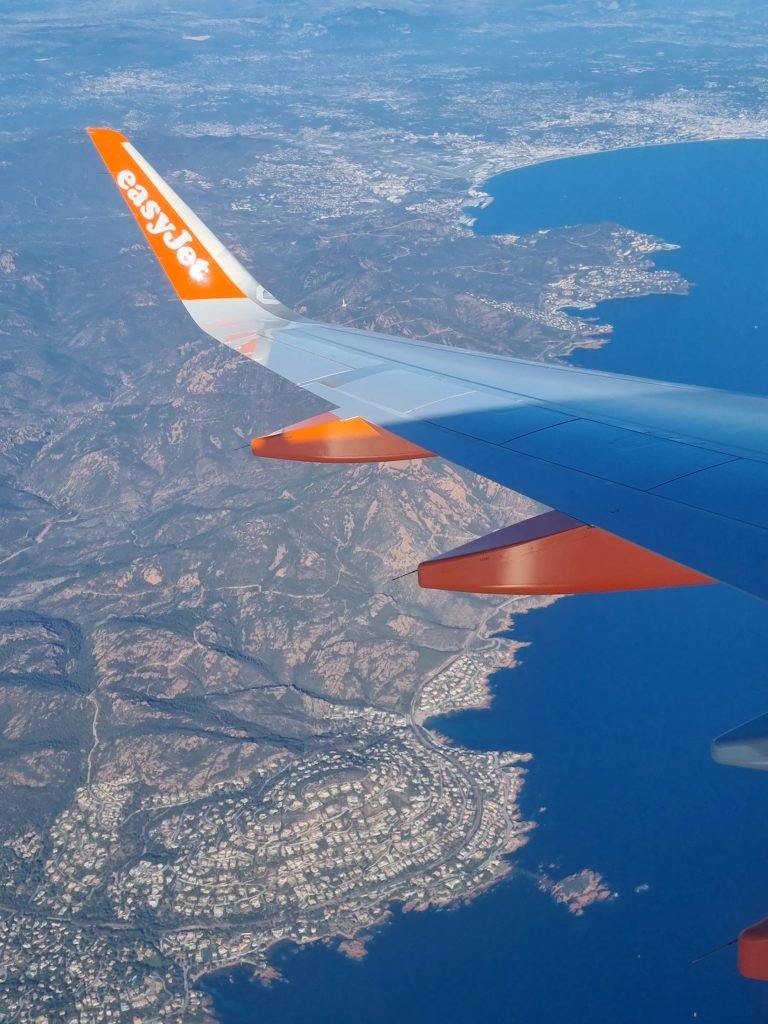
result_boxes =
[251,413,434,464]
[417,510,713,595]
[739,918,768,980]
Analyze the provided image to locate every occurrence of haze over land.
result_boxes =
[1,1,767,1020]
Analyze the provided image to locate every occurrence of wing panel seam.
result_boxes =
[647,456,742,493]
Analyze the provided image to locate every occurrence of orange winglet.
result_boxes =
[87,127,245,301]
[418,510,712,595]
[739,918,768,980]
[250,413,434,463]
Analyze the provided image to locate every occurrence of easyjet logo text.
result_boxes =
[117,169,210,283]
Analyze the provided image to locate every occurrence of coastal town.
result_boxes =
[0,649,534,1022]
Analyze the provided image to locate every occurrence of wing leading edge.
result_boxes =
[89,128,768,602]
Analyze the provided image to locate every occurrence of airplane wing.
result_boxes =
[88,128,768,603]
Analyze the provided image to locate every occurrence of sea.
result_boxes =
[203,140,768,1023]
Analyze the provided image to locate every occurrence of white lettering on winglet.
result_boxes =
[117,169,210,283]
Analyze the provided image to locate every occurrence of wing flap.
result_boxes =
[653,458,768,531]
[419,392,576,443]
[503,418,736,490]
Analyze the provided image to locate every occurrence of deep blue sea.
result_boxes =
[204,140,768,1023]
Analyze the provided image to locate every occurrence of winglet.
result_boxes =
[87,127,247,301]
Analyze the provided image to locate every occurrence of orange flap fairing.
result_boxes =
[418,510,713,595]
[251,414,434,463]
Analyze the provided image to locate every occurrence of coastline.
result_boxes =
[463,132,768,212]
[196,593,557,1013]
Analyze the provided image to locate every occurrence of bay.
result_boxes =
[473,139,768,392]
